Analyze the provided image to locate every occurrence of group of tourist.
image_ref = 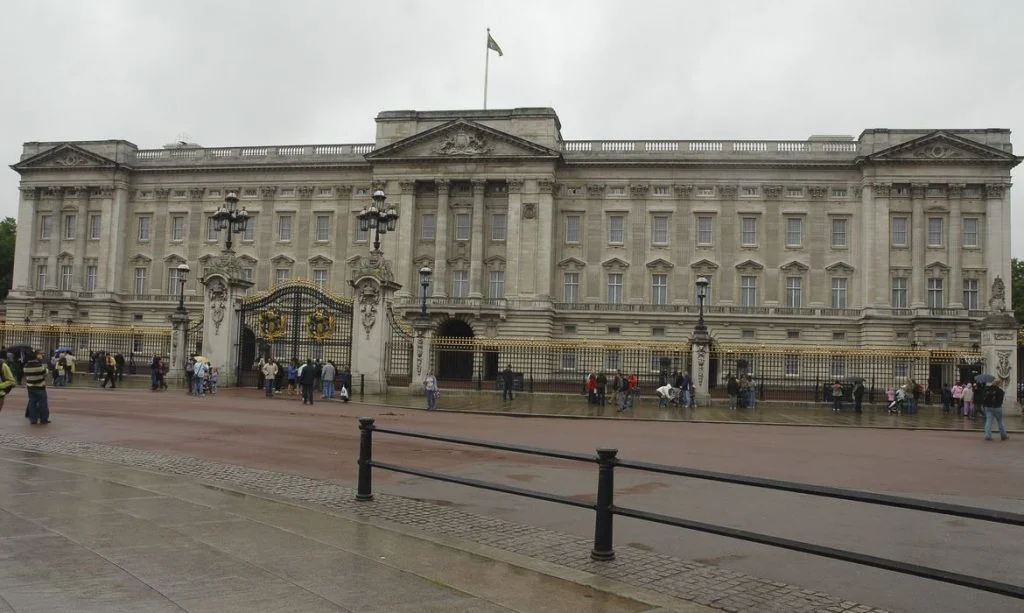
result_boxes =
[254,357,352,404]
[0,348,51,425]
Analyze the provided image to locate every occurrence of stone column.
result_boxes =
[200,254,254,387]
[948,184,965,308]
[72,187,89,291]
[168,311,189,386]
[984,184,1008,296]
[535,178,556,300]
[349,251,399,394]
[981,301,1019,416]
[468,179,487,298]
[104,182,131,294]
[13,186,37,291]
[504,179,523,299]
[432,180,450,298]
[910,184,926,308]
[858,184,874,308]
[871,184,891,307]
[395,180,417,298]
[46,187,63,288]
[409,317,434,392]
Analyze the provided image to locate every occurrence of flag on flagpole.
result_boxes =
[487,31,503,56]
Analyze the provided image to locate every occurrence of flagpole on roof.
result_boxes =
[484,28,491,110]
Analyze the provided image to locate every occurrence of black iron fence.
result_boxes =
[355,418,1023,600]
[0,323,171,377]
[427,337,985,402]
[385,306,414,387]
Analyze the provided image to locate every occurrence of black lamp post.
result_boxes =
[419,266,433,317]
[357,190,399,252]
[211,192,250,252]
[694,276,710,338]
[175,262,190,314]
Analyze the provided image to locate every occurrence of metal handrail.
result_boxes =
[354,417,1024,600]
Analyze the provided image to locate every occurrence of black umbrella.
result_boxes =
[974,373,996,384]
[5,344,34,357]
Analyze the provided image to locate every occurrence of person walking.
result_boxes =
[192,359,208,396]
[596,372,607,406]
[982,380,1010,441]
[101,353,117,389]
[261,359,278,397]
[961,382,975,419]
[185,357,195,394]
[831,381,843,412]
[726,374,739,410]
[299,359,316,405]
[339,365,352,402]
[321,360,336,399]
[424,371,439,410]
[501,364,515,401]
[23,353,51,425]
[852,380,865,414]
[0,355,17,414]
[150,355,161,391]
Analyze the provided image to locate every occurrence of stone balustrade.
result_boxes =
[561,139,859,156]
[132,144,378,164]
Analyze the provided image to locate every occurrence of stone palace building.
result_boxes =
[7,107,1020,352]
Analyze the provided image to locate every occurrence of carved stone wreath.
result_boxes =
[357,281,381,339]
[522,203,537,219]
[207,278,228,335]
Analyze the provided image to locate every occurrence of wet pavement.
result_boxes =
[0,447,685,613]
[371,389,1024,432]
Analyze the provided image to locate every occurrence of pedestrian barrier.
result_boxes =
[354,417,1023,600]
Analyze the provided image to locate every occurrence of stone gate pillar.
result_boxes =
[690,340,711,406]
[350,251,401,395]
[410,317,434,392]
[168,311,188,386]
[200,254,253,387]
[981,276,1019,415]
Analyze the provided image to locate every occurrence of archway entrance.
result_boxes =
[436,318,475,384]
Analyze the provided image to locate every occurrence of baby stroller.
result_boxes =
[657,385,682,408]
[887,388,907,414]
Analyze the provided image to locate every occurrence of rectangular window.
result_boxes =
[741,329,755,339]
[963,279,980,309]
[927,217,943,246]
[787,330,800,339]
[36,264,47,288]
[278,215,293,241]
[891,277,908,308]
[696,216,713,245]
[207,217,219,241]
[490,213,507,241]
[832,188,848,198]
[63,214,76,240]
[565,215,581,243]
[275,268,291,285]
[563,272,579,303]
[315,215,330,242]
[170,215,185,241]
[830,356,846,378]
[133,267,147,294]
[740,216,757,246]
[786,217,802,247]
[39,215,52,239]
[831,218,848,248]
[561,351,576,371]
[85,265,97,291]
[740,275,757,307]
[452,270,469,297]
[607,273,623,304]
[242,267,253,282]
[831,278,848,308]
[455,213,471,241]
[420,213,436,240]
[137,216,151,241]
[651,216,669,245]
[927,278,944,308]
[167,267,183,295]
[605,350,620,371]
[787,188,804,198]
[355,221,368,242]
[785,355,799,376]
[243,217,255,241]
[741,187,759,197]
[893,360,909,379]
[962,218,979,247]
[89,214,101,240]
[313,269,328,288]
[891,217,908,246]
[652,327,667,337]
[488,271,505,299]
[651,273,668,304]
[60,265,73,290]
[785,277,802,308]
[608,215,625,243]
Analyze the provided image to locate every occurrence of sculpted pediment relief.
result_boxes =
[862,131,1020,165]
[690,258,719,274]
[12,143,119,172]
[779,260,809,273]
[129,253,152,265]
[270,254,295,265]
[557,256,586,270]
[412,255,435,269]
[645,258,674,272]
[163,253,186,264]
[925,260,950,273]
[484,255,506,270]
[735,259,764,272]
[308,255,334,266]
[825,261,855,275]
[601,257,630,271]
[364,119,561,161]
[238,254,258,265]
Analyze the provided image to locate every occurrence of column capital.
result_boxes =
[260,185,277,200]
[537,178,555,194]
[189,187,205,200]
[910,183,928,198]
[154,187,171,200]
[298,185,316,199]
[871,183,891,197]
[399,180,417,195]
[372,179,388,191]
[43,186,65,198]
[984,183,1009,199]
[947,183,966,198]
[19,186,37,199]
[471,179,487,195]
[434,178,451,195]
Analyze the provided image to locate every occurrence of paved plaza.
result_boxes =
[0,386,1021,613]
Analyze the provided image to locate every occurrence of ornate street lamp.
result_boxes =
[694,276,710,338]
[357,190,399,252]
[211,192,250,252]
[175,262,190,315]
[419,266,433,317]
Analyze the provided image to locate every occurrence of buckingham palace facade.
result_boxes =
[7,107,1020,351]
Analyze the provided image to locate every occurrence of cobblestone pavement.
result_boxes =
[0,431,889,613]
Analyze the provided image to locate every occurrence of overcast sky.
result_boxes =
[2,0,1021,251]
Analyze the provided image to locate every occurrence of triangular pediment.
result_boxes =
[556,256,586,269]
[270,254,295,265]
[128,253,152,265]
[779,260,810,273]
[365,119,562,161]
[163,253,186,264]
[308,255,334,266]
[11,144,119,173]
[645,258,674,271]
[484,255,506,270]
[412,255,434,268]
[734,259,764,271]
[860,131,1021,166]
[825,261,855,275]
[56,251,75,261]
[237,254,258,265]
[689,258,719,271]
[925,260,950,272]
[601,257,630,270]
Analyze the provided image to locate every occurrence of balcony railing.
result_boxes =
[561,139,859,157]
[133,143,376,164]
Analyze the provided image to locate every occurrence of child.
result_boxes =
[209,367,219,394]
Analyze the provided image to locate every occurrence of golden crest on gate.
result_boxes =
[307,309,336,343]
[258,308,288,341]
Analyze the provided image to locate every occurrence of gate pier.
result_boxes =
[350,251,401,395]
[201,253,253,387]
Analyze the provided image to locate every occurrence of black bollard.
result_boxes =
[356,417,375,501]
[591,448,618,561]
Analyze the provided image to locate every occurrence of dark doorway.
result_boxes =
[708,351,719,390]
[928,364,943,393]
[437,319,475,382]
[484,351,499,381]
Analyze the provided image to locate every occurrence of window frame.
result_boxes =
[490,213,507,241]
[891,277,909,308]
[59,264,73,291]
[312,268,328,288]
[278,215,293,242]
[608,215,625,244]
[740,216,757,247]
[785,217,803,247]
[831,217,848,248]
[963,278,980,310]
[651,215,669,245]
[39,215,53,240]
[962,217,979,248]
[133,267,147,294]
[696,215,713,246]
[891,216,908,247]
[651,273,668,305]
[927,217,944,247]
[85,265,98,291]
[785,276,802,308]
[563,272,579,303]
[63,214,77,240]
[170,215,185,242]
[927,277,944,308]
[314,215,331,242]
[607,273,624,304]
[89,214,101,240]
[488,270,505,299]
[831,277,848,308]
[739,275,758,307]
[452,270,469,298]
[137,216,151,242]
[454,212,471,241]
[420,213,436,241]
[565,214,581,244]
